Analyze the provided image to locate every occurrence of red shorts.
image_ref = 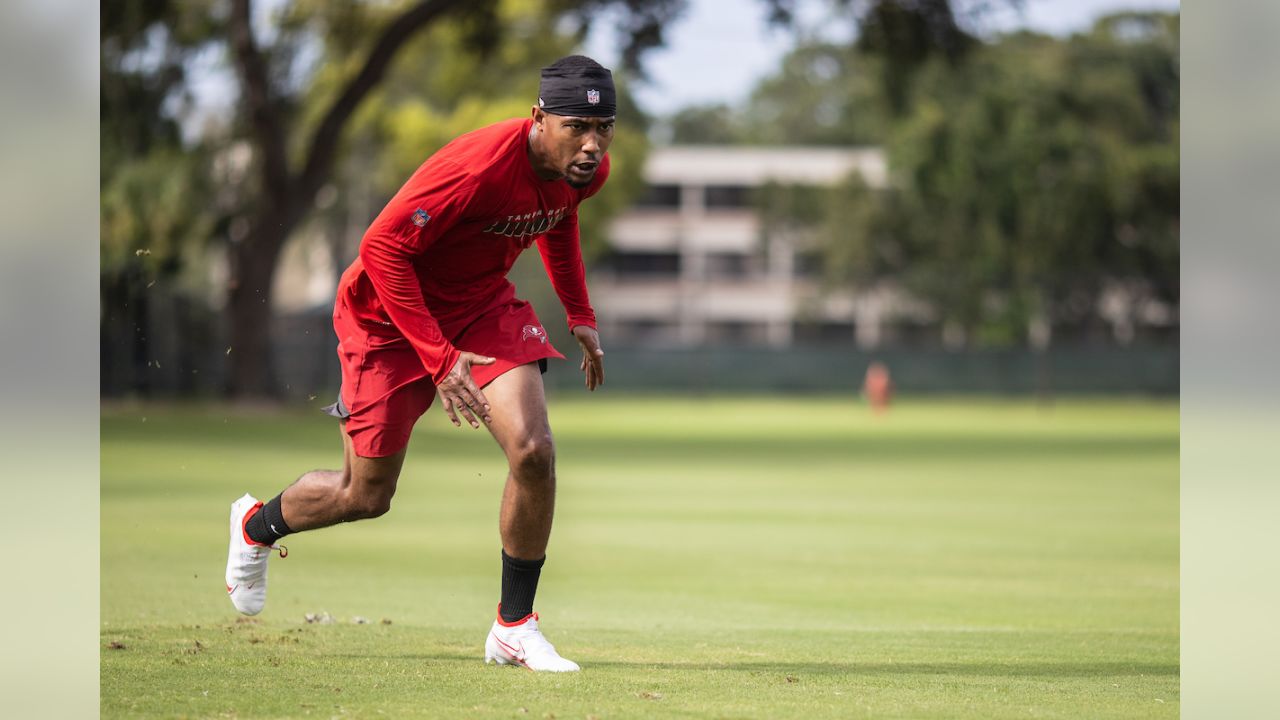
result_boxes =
[330,298,564,457]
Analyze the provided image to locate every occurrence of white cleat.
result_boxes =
[224,493,286,616]
[484,609,581,672]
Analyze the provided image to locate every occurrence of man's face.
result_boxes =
[531,108,615,188]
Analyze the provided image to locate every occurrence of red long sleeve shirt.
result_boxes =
[335,118,607,385]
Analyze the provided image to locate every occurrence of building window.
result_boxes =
[635,184,681,208]
[794,251,824,278]
[793,320,855,344]
[616,319,678,344]
[600,250,680,277]
[705,252,755,280]
[704,184,753,209]
[706,320,768,344]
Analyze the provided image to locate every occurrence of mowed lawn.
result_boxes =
[101,396,1178,719]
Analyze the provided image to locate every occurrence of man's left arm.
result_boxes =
[536,210,604,390]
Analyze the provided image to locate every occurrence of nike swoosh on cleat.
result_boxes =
[492,635,525,659]
[227,584,237,594]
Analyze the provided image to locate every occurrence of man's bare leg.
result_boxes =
[481,364,557,560]
[277,421,407,531]
[479,362,580,671]
[227,420,409,615]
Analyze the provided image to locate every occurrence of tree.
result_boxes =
[663,103,744,144]
[668,1,1021,146]
[855,0,979,113]
[815,13,1180,347]
[744,8,1178,349]
[101,2,222,394]
[742,41,885,146]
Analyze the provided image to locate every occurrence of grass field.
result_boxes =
[101,396,1178,719]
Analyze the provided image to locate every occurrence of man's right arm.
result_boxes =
[356,162,497,426]
[356,159,484,384]
[359,237,495,427]
[358,238,460,385]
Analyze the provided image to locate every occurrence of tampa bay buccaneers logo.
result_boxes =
[521,325,547,344]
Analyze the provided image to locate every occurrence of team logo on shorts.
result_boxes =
[522,324,548,343]
[411,209,430,227]
[586,89,600,105]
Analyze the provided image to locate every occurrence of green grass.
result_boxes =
[102,396,1178,719]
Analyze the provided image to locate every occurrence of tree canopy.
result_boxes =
[742,11,1179,348]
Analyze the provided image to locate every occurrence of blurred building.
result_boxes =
[592,145,924,348]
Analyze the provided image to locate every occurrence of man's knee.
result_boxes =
[341,450,405,520]
[349,488,394,519]
[343,473,399,520]
[510,433,555,480]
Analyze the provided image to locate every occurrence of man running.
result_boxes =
[224,55,615,672]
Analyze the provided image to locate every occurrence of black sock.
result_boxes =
[499,550,545,622]
[244,494,293,546]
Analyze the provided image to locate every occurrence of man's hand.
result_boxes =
[437,352,496,428]
[573,325,605,391]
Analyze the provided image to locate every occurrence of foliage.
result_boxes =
[665,103,744,144]
[101,0,220,281]
[665,0,1014,145]
[101,150,215,278]
[745,42,887,146]
[665,43,887,146]
[757,12,1179,347]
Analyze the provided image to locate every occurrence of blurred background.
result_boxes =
[100,0,1179,401]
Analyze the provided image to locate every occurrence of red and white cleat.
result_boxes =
[224,494,286,616]
[484,607,580,672]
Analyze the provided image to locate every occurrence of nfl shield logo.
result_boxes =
[586,89,600,105]
[411,209,429,227]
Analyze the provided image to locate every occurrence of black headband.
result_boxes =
[538,63,616,117]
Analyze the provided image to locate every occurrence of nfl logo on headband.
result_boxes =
[538,58,615,116]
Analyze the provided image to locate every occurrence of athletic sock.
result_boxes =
[244,494,293,546]
[499,550,545,623]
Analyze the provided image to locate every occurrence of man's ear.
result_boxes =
[530,105,546,129]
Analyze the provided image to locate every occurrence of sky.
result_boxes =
[584,0,1181,116]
